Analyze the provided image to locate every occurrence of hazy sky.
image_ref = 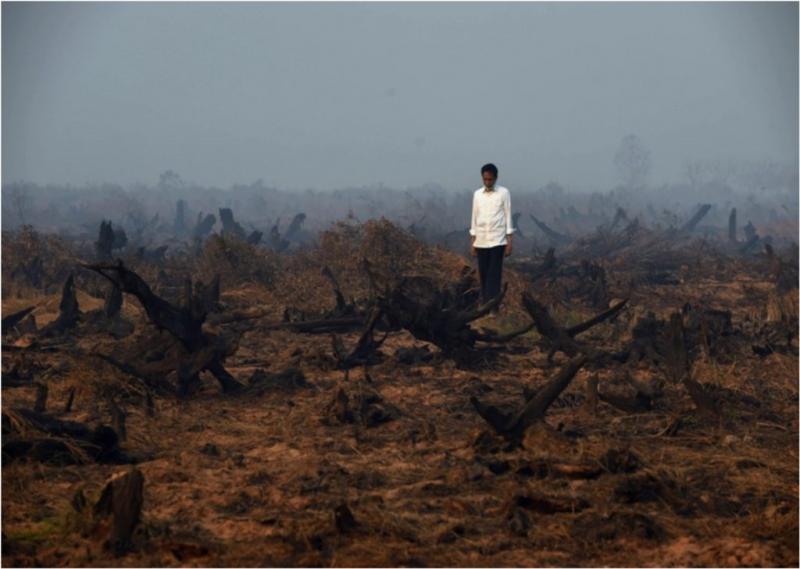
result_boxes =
[3,1,798,191]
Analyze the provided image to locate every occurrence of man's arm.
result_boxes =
[504,189,514,256]
[469,191,478,256]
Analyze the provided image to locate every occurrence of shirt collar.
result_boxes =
[483,184,497,193]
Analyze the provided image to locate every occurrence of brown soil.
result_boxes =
[2,220,798,568]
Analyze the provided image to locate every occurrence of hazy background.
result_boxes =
[2,1,798,192]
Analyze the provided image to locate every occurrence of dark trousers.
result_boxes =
[476,245,506,309]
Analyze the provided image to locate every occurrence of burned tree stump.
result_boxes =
[81,261,244,395]
[39,274,81,337]
[268,223,290,252]
[108,397,127,442]
[377,271,530,365]
[93,468,144,556]
[95,221,127,260]
[33,382,48,413]
[219,208,247,239]
[283,213,307,242]
[728,208,737,244]
[96,221,115,260]
[325,382,401,428]
[334,503,359,534]
[626,309,722,417]
[664,312,690,384]
[594,369,659,414]
[192,213,216,240]
[507,248,557,281]
[82,280,134,338]
[64,387,76,414]
[574,260,609,309]
[666,311,720,416]
[174,199,187,236]
[322,265,352,316]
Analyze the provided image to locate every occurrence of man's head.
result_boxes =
[481,163,498,190]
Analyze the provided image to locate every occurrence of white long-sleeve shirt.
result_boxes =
[469,185,515,248]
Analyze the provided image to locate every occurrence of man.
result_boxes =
[470,163,514,315]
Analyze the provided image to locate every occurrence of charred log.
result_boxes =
[278,266,364,333]
[471,355,588,444]
[332,308,388,370]
[377,271,525,365]
[520,292,628,362]
[2,408,130,465]
[81,261,244,394]
[2,306,36,334]
[680,204,711,233]
[530,214,571,246]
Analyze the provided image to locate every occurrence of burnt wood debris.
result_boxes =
[1,191,797,566]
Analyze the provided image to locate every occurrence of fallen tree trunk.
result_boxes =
[2,408,131,465]
[471,355,588,444]
[278,266,364,332]
[521,292,628,362]
[530,214,571,246]
[2,306,36,334]
[680,203,712,233]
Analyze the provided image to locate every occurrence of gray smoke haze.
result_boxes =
[2,1,798,191]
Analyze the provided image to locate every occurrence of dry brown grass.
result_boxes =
[2,219,798,567]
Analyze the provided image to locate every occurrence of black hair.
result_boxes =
[481,163,498,177]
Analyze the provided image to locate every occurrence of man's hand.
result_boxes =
[471,245,477,257]
[504,236,513,257]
